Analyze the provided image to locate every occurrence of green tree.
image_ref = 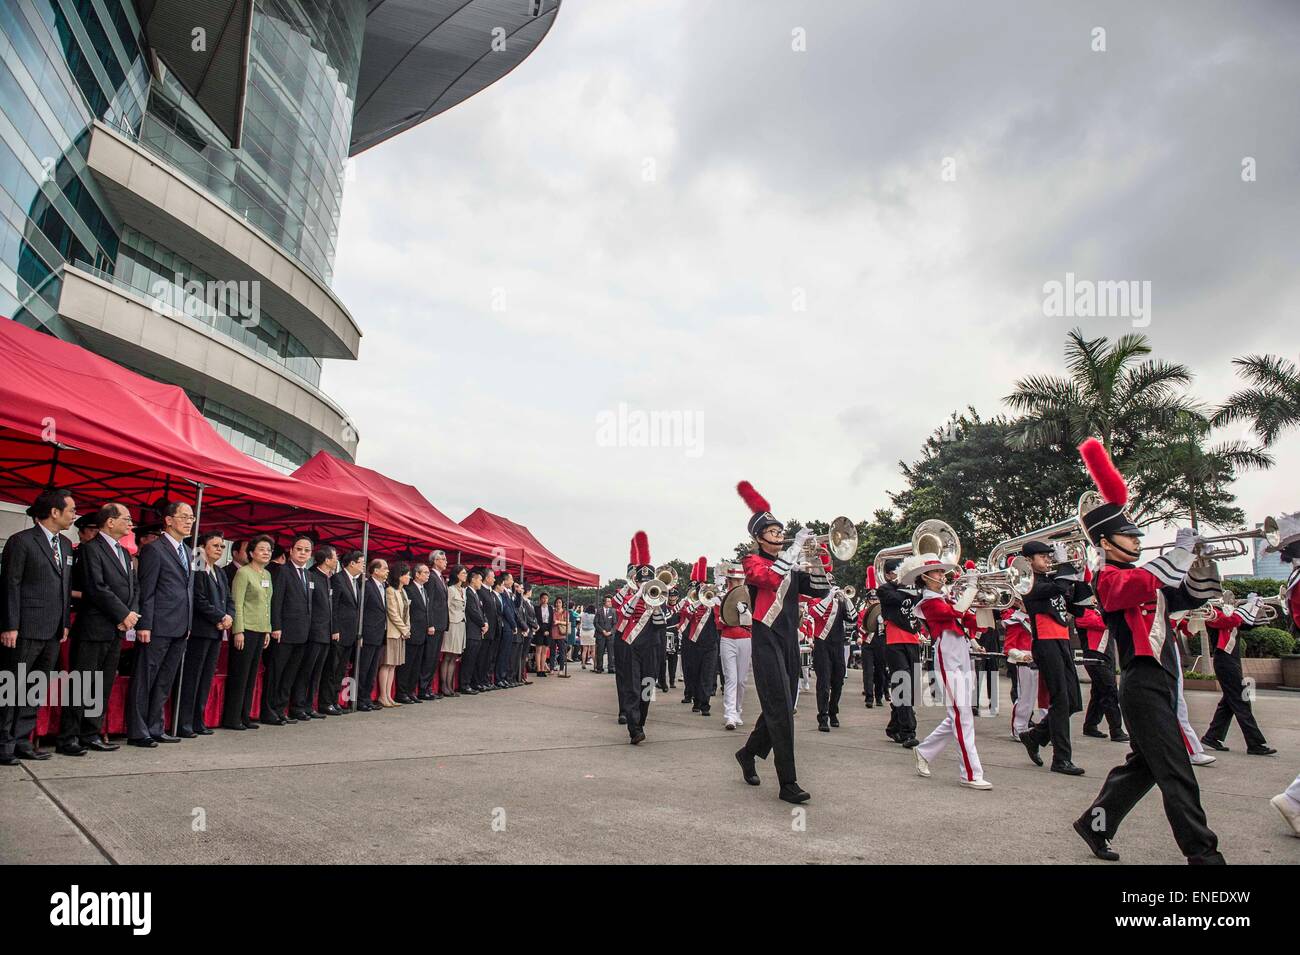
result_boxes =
[1211,354,1300,446]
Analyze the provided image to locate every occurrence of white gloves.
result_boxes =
[951,578,976,614]
[1051,541,1071,564]
[1174,527,1201,553]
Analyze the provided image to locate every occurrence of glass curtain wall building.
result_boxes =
[0,0,561,472]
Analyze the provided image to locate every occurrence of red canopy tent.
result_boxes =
[460,507,598,586]
[291,452,503,562]
[0,318,423,550]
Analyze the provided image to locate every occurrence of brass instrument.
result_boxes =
[639,579,668,607]
[1141,517,1280,561]
[873,518,961,579]
[986,491,1101,573]
[781,516,859,570]
[957,556,1033,610]
[842,585,856,601]
[655,564,679,588]
[698,583,718,604]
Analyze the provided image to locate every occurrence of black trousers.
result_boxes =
[1205,651,1267,748]
[813,638,846,719]
[261,639,304,718]
[222,633,265,728]
[396,637,426,696]
[292,641,329,713]
[741,622,800,786]
[460,637,482,690]
[421,630,444,692]
[615,635,657,737]
[680,638,696,700]
[1026,639,1079,764]
[885,643,920,739]
[0,636,61,756]
[612,637,629,714]
[665,652,678,686]
[318,640,349,710]
[1083,654,1124,737]
[694,637,719,709]
[495,631,514,682]
[176,637,221,734]
[357,643,383,705]
[60,636,121,745]
[129,633,187,740]
[476,635,496,686]
[1080,662,1223,864]
[861,640,886,703]
[594,633,611,671]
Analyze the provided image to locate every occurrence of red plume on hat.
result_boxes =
[865,566,878,590]
[964,559,976,571]
[1079,437,1127,506]
[736,480,770,514]
[628,538,638,567]
[819,551,833,575]
[632,530,650,566]
[691,557,708,583]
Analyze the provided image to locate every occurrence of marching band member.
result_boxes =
[1002,600,1042,741]
[857,567,887,708]
[805,552,848,732]
[679,560,706,706]
[733,481,829,804]
[1166,621,1216,766]
[877,557,923,748]
[691,577,720,718]
[1200,594,1276,756]
[1072,438,1224,864]
[1270,512,1300,638]
[611,535,642,727]
[1273,771,1300,837]
[1077,597,1128,743]
[1016,540,1091,776]
[614,531,663,744]
[658,588,682,691]
[907,556,992,790]
[796,607,813,709]
[716,563,752,731]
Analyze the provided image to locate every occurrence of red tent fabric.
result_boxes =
[460,507,598,586]
[0,318,421,550]
[292,452,503,562]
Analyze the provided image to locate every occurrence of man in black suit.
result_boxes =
[517,583,538,684]
[59,502,136,755]
[420,551,449,699]
[356,559,388,711]
[594,596,617,674]
[263,535,314,725]
[494,573,519,687]
[129,500,196,747]
[476,568,500,690]
[1,489,77,764]
[177,531,234,738]
[321,550,363,714]
[397,562,433,704]
[292,545,337,720]
[223,539,248,586]
[462,568,486,694]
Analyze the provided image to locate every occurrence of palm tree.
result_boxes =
[1210,354,1300,446]
[1004,328,1195,457]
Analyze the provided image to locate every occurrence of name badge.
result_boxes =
[261,580,271,589]
[65,556,73,566]
[309,582,315,590]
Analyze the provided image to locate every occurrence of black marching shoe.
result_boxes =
[900,737,919,748]
[176,729,197,739]
[1247,745,1277,756]
[617,714,628,725]
[1082,727,1107,739]
[0,755,19,765]
[817,716,830,733]
[1051,761,1085,776]
[1199,735,1228,751]
[16,746,52,760]
[1072,817,1119,861]
[779,784,811,805]
[629,731,646,745]
[829,715,840,728]
[1110,732,1130,742]
[699,707,711,717]
[1018,730,1043,766]
[735,749,760,786]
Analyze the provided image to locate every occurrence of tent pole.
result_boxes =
[45,443,60,487]
[351,520,370,712]
[169,482,204,736]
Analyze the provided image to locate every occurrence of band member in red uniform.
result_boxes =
[679,559,706,706]
[857,567,887,708]
[1077,594,1128,742]
[804,552,847,732]
[1269,513,1300,638]
[1002,600,1042,741]
[716,563,752,730]
[1200,595,1275,755]
[1072,438,1224,864]
[877,557,923,748]
[733,481,829,804]
[1016,540,1092,775]
[613,531,664,744]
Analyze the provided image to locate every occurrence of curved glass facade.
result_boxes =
[139,0,365,283]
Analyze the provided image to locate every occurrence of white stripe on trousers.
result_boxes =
[917,632,984,782]
[1011,665,1044,736]
[720,637,752,724]
[1171,641,1204,756]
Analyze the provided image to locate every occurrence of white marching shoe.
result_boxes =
[1271,794,1300,837]
[960,778,993,790]
[1190,752,1216,766]
[914,749,931,777]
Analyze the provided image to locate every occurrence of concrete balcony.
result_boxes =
[56,264,359,462]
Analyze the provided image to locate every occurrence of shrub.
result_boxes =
[1183,669,1216,681]
[1241,626,1296,658]
[1222,577,1284,600]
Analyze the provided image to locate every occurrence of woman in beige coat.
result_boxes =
[381,562,412,707]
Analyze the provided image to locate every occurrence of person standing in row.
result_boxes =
[292,545,337,719]
[398,562,434,704]
[461,567,486,692]
[515,581,537,684]
[421,552,449,699]
[263,535,314,726]
[320,550,363,714]
[857,567,887,709]
[495,573,519,686]
[129,500,196,747]
[356,559,388,711]
[441,564,468,696]
[1,489,77,764]
[380,562,411,708]
[593,595,616,674]
[223,536,273,731]
[177,532,233,738]
[58,501,135,756]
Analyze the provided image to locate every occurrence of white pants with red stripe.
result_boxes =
[1171,642,1205,756]
[1011,665,1044,736]
[917,632,984,783]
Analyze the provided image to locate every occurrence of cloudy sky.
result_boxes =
[324,0,1300,581]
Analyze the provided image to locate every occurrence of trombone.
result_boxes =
[1141,517,1280,561]
[873,519,961,579]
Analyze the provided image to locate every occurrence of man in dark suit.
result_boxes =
[496,573,519,687]
[178,531,234,738]
[292,545,337,720]
[356,559,388,711]
[129,500,196,747]
[420,551,449,699]
[1,489,77,763]
[594,596,617,674]
[321,550,363,714]
[264,535,314,725]
[397,562,433,704]
[58,502,136,755]
[516,583,538,684]
[223,539,248,586]
[462,569,486,694]
[476,568,500,690]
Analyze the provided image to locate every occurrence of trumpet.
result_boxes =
[639,579,668,607]
[781,516,859,569]
[842,585,856,601]
[874,519,961,579]
[1141,517,1280,561]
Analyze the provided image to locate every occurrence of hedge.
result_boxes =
[1241,626,1296,658]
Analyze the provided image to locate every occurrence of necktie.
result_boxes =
[114,540,127,573]
[299,567,308,592]
[177,540,189,569]
[51,534,61,573]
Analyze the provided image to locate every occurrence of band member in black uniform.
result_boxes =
[661,590,682,689]
[1200,595,1275,755]
[613,531,662,743]
[1077,601,1127,742]
[1072,438,1224,864]
[877,557,922,748]
[691,584,719,717]
[1016,540,1091,775]
[733,481,829,804]
[857,566,886,708]
[806,552,848,732]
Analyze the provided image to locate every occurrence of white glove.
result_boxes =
[1174,527,1200,553]
[951,579,976,614]
[1051,541,1071,564]
[793,527,815,549]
